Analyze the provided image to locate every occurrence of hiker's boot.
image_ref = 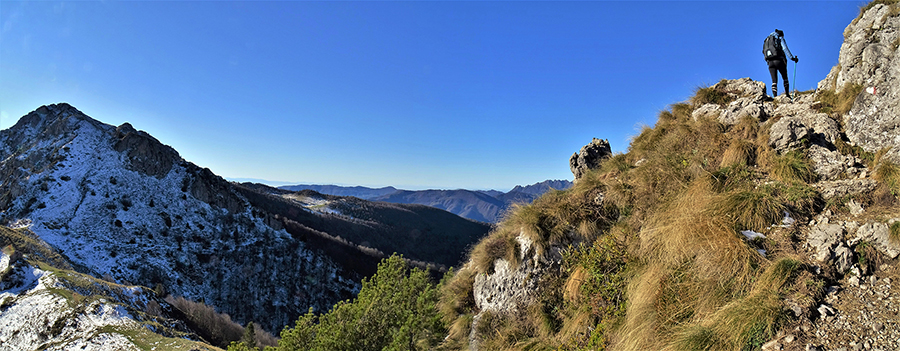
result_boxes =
[784,83,792,101]
[772,83,778,97]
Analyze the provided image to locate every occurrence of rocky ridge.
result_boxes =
[458,2,900,350]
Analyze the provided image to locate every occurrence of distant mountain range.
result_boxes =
[279,179,573,223]
[279,184,400,199]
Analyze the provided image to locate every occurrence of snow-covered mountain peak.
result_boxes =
[0,105,357,331]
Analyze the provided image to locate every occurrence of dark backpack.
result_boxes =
[762,34,783,60]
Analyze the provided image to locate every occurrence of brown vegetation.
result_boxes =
[165,295,276,349]
[439,81,831,350]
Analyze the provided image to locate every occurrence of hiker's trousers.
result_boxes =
[767,58,789,87]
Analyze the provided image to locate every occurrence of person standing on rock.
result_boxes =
[763,29,799,100]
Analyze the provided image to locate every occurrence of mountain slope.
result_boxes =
[0,103,488,333]
[507,179,572,196]
[235,184,492,269]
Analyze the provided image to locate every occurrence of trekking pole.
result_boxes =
[792,61,798,101]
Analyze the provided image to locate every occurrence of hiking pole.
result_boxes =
[792,61,798,102]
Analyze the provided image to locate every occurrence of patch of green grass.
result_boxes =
[769,151,816,183]
[720,185,786,231]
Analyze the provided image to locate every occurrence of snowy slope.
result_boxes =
[0,104,357,332]
[0,244,220,351]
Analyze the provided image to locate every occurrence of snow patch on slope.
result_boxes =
[0,251,140,351]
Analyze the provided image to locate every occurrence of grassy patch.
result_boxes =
[0,226,71,269]
[769,151,816,183]
[720,139,756,168]
[816,84,864,117]
[720,186,786,231]
[98,325,221,351]
[692,82,737,107]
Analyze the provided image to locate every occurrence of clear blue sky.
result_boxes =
[1,1,864,191]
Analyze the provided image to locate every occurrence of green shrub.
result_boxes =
[267,254,445,351]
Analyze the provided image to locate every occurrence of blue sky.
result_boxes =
[1,1,864,191]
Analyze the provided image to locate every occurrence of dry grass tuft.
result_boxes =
[469,229,518,274]
[720,139,757,168]
[564,266,587,303]
[890,222,900,245]
[871,151,900,206]
[815,84,864,117]
[691,82,736,107]
[769,151,817,183]
[438,266,477,324]
[719,185,786,232]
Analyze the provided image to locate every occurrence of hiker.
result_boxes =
[762,29,799,99]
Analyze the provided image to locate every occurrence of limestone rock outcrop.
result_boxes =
[570,138,611,180]
[819,3,900,162]
[472,233,563,315]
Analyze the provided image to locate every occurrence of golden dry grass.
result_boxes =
[440,81,823,351]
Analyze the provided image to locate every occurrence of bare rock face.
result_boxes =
[813,179,878,200]
[469,231,564,349]
[807,222,844,263]
[769,118,810,153]
[808,144,866,181]
[472,233,562,315]
[186,164,246,214]
[570,138,612,180]
[113,122,179,179]
[691,104,724,121]
[852,221,900,259]
[717,77,769,97]
[818,3,900,162]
